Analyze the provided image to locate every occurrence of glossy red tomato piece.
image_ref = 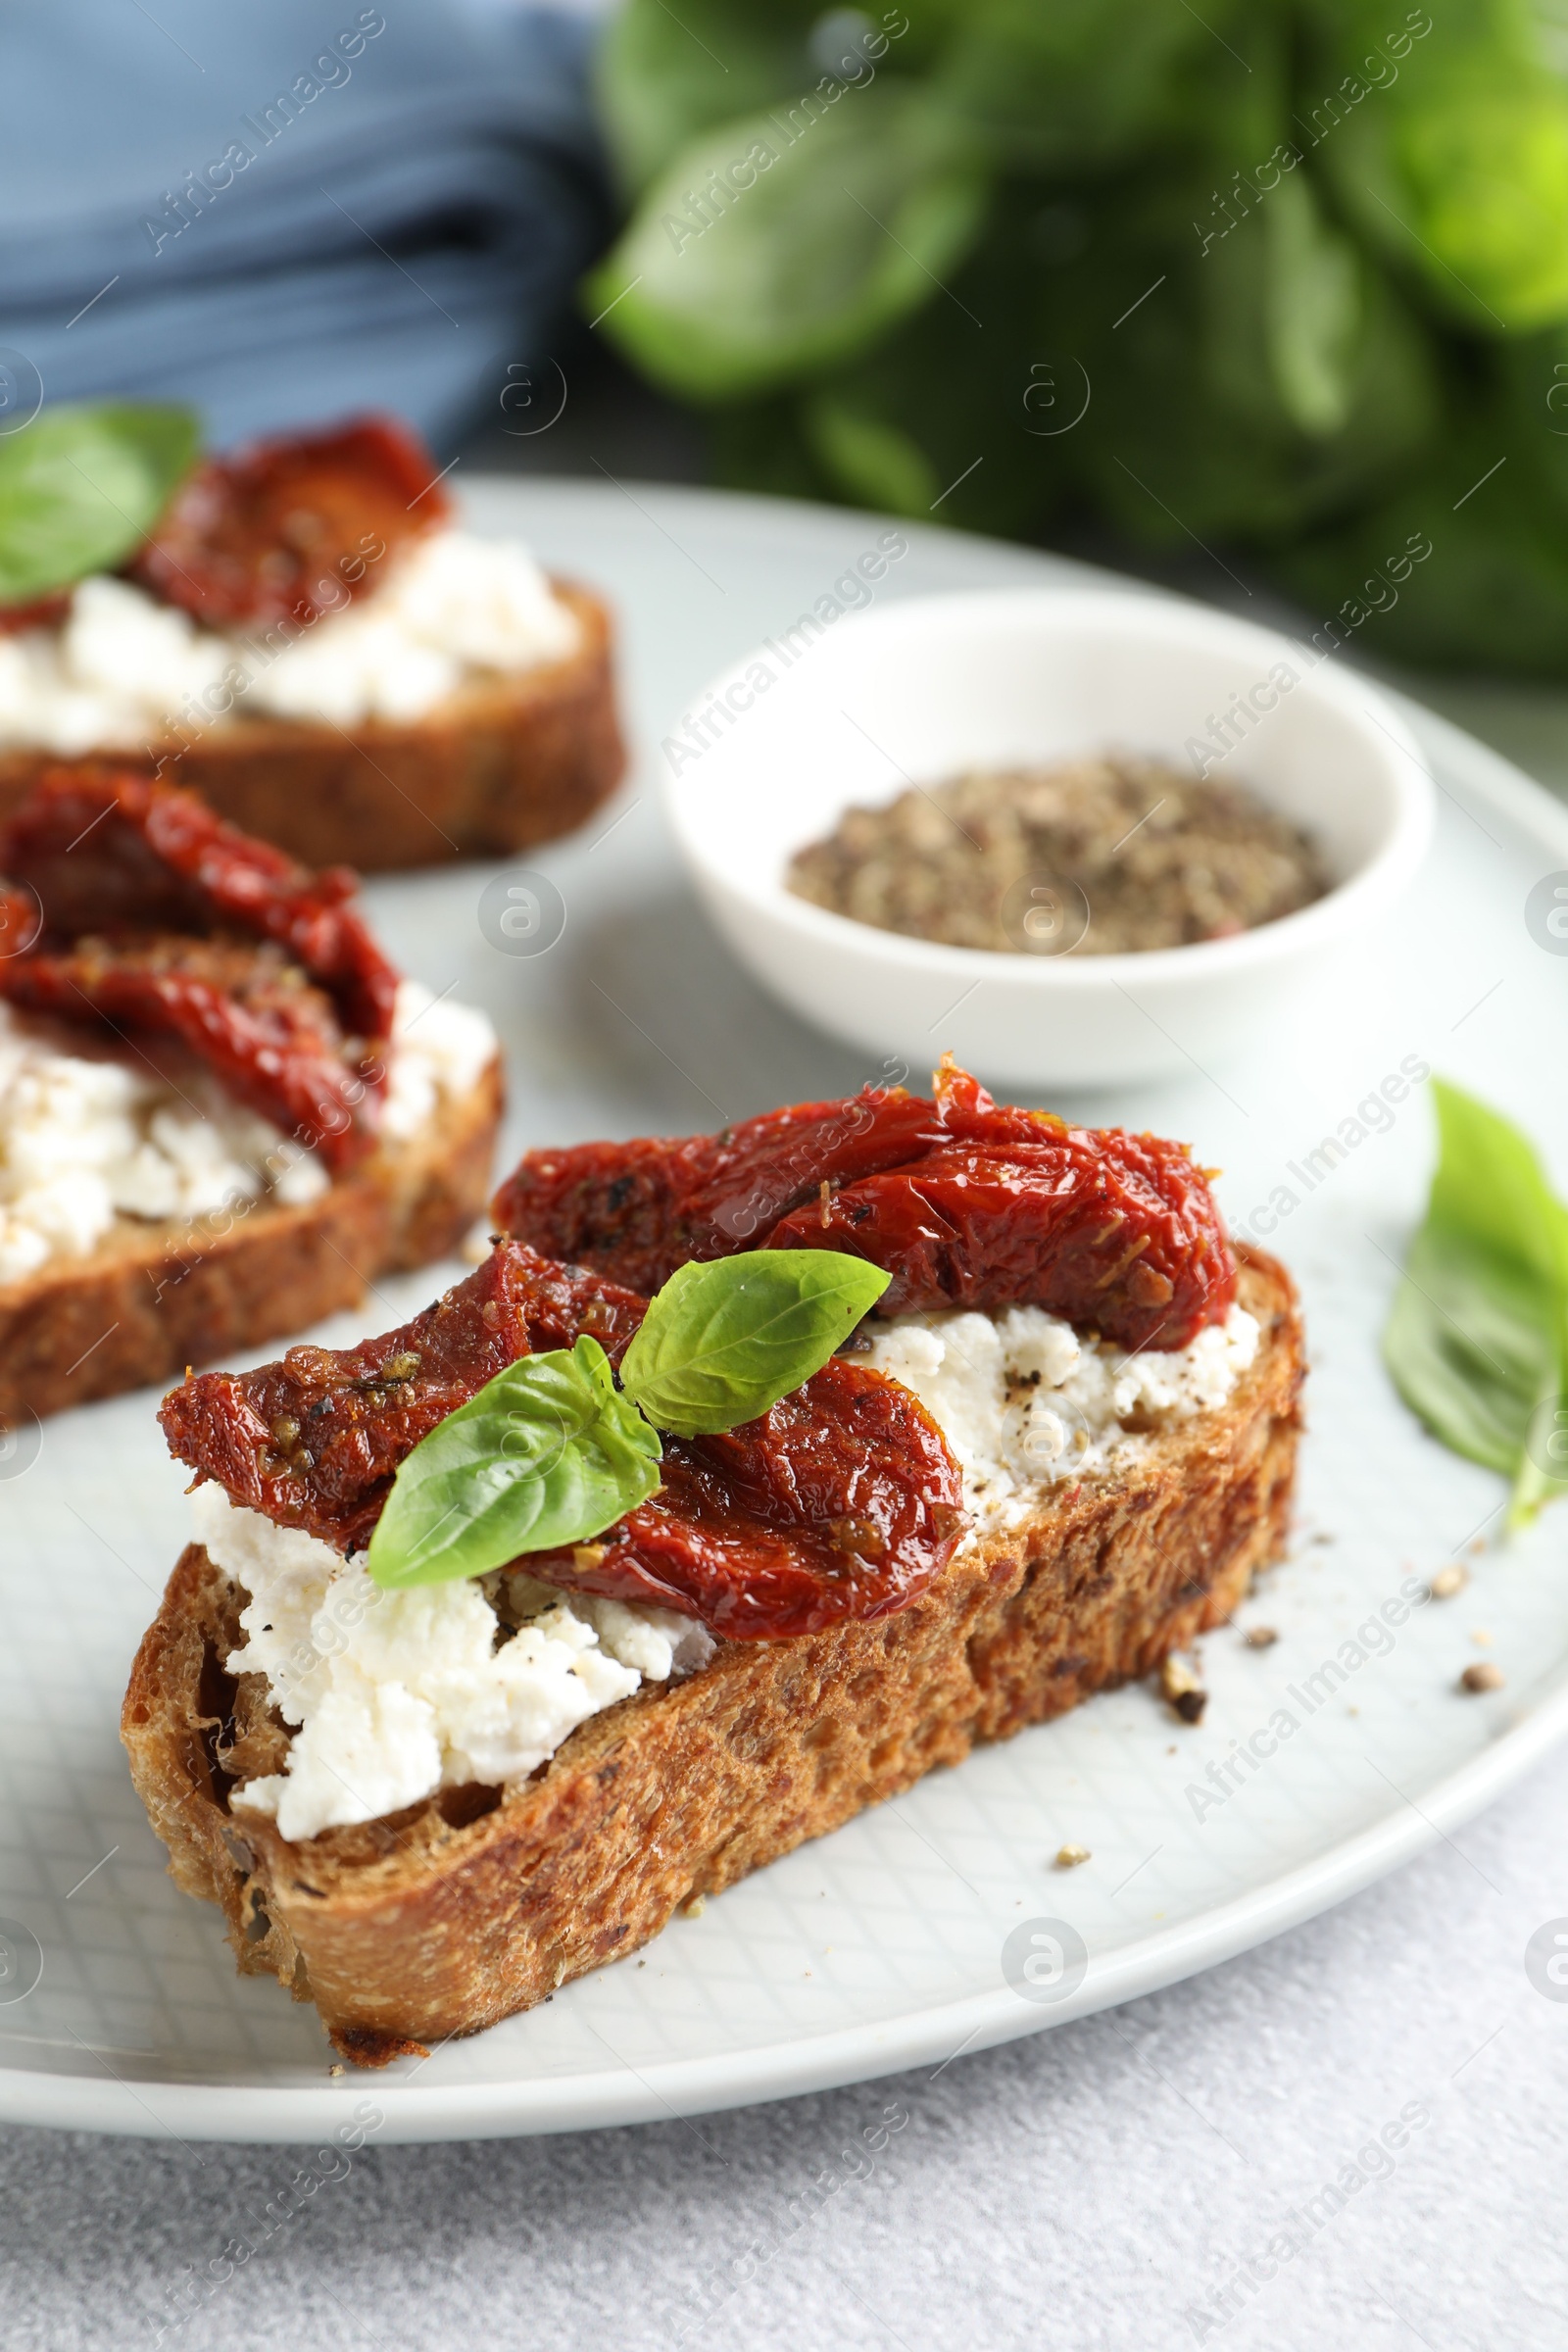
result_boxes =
[1,935,373,1171]
[529,1357,965,1640]
[1,767,398,1038]
[128,415,448,631]
[0,591,71,637]
[0,767,398,1162]
[160,1243,967,1638]
[768,1135,1233,1348]
[495,1060,1235,1351]
[492,1084,948,1298]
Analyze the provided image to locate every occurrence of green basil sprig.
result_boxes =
[368,1336,662,1592]
[1384,1080,1568,1526]
[617,1250,890,1436]
[0,402,200,606]
[368,1249,890,1591]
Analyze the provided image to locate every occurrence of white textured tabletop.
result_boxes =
[6,1746,1564,2350]
[6,471,1566,2350]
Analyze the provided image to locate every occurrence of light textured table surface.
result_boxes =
[5,1736,1566,2351]
[7,446,1567,2347]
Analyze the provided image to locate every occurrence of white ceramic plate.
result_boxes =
[2,481,1565,2144]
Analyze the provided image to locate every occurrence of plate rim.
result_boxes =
[4,491,1566,2142]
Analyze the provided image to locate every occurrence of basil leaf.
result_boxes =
[584,86,987,402]
[596,0,809,194]
[618,1249,890,1438]
[368,1336,662,1591]
[1321,38,1568,332]
[0,403,200,604]
[1383,1081,1568,1524]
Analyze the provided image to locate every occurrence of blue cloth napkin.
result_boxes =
[0,0,607,452]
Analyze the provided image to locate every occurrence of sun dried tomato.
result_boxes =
[0,591,71,637]
[492,1084,948,1298]
[767,1135,1231,1345]
[1,936,373,1171]
[494,1060,1235,1351]
[160,1242,966,1638]
[0,884,41,959]
[529,1359,965,1640]
[0,768,398,1164]
[1,768,398,1041]
[127,415,448,632]
[160,1245,593,1543]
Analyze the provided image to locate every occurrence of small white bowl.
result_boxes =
[662,585,1435,1089]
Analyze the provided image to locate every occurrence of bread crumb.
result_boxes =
[1471,1628,1493,1646]
[1159,1653,1207,1724]
[328,2062,345,2078]
[1243,1626,1278,1648]
[1054,1842,1091,1869]
[1460,1662,1504,1693]
[682,1893,707,1919]
[1429,1564,1468,1598]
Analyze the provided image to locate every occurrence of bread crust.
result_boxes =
[0,1057,503,1422]
[122,1249,1303,2064]
[0,583,624,872]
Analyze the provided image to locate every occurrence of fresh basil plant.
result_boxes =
[368,1250,890,1590]
[586,0,1568,683]
[1383,1080,1568,1526]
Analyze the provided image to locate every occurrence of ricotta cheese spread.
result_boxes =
[861,1299,1260,1531]
[194,1485,715,1843]
[200,1294,1257,1842]
[0,977,495,1285]
[0,526,580,751]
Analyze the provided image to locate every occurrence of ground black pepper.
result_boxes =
[787,755,1329,955]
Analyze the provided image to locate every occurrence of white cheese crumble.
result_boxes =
[379,979,497,1143]
[0,978,494,1284]
[192,1485,714,1843]
[0,526,580,751]
[861,1300,1260,1531]
[187,1295,1253,1841]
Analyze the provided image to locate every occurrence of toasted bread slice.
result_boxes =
[0,584,623,872]
[122,1248,1302,2065]
[0,1057,502,1423]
